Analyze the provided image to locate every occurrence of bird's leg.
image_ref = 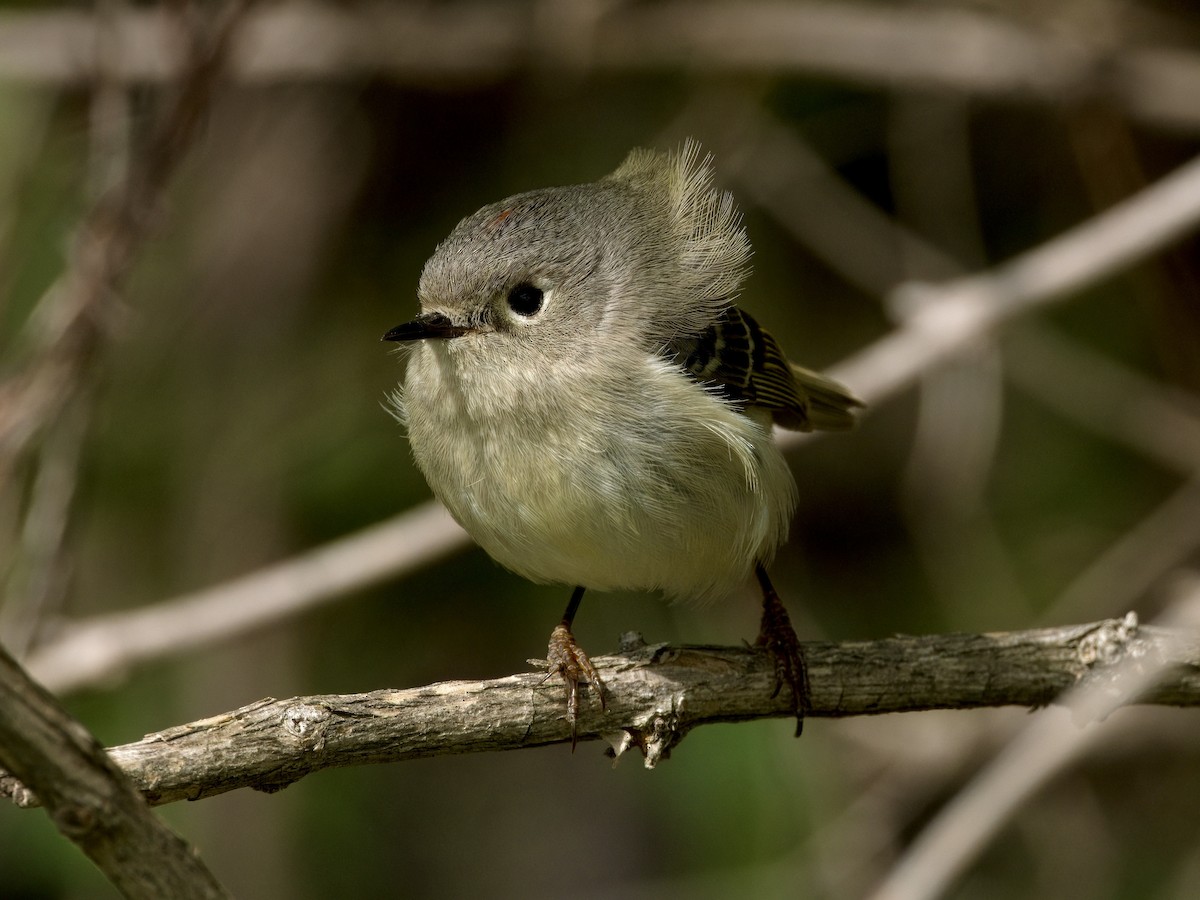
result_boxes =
[754,563,811,736]
[545,586,606,750]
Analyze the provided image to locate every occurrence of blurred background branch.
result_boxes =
[0,0,248,647]
[26,501,467,693]
[0,3,1198,132]
[869,583,1200,900]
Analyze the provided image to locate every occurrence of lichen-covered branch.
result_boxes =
[4,618,1197,811]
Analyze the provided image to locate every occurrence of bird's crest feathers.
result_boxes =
[605,140,751,342]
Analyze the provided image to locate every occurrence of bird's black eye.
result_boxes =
[506,283,544,317]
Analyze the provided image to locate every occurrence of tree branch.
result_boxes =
[4,618,1198,809]
[0,642,229,897]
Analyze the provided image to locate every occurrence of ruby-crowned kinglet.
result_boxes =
[385,142,861,744]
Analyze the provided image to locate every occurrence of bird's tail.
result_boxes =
[790,365,864,431]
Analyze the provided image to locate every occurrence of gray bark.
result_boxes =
[4,618,1197,810]
[0,644,230,897]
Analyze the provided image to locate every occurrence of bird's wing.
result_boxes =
[670,306,862,432]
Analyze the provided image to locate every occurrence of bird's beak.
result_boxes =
[381,312,473,342]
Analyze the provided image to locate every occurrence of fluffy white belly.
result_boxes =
[398,342,797,603]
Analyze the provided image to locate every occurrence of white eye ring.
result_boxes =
[506,283,545,317]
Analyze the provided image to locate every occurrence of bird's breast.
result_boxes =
[400,342,797,600]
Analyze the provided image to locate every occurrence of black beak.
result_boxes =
[382,312,472,342]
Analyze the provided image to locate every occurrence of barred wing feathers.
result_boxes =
[672,307,862,432]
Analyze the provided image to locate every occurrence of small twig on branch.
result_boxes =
[5,618,1199,810]
[0,642,229,898]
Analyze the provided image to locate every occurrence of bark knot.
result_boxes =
[282,703,332,750]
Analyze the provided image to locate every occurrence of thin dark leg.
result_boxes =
[754,563,811,737]
[561,585,586,628]
[546,586,605,750]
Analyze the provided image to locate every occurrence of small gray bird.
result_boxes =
[385,143,861,745]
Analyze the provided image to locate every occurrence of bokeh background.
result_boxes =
[3,2,1200,898]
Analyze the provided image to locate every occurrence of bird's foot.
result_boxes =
[544,622,606,750]
[755,581,811,737]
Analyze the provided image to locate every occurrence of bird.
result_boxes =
[384,142,862,746]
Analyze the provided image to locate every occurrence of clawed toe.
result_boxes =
[546,622,606,750]
[755,564,812,737]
